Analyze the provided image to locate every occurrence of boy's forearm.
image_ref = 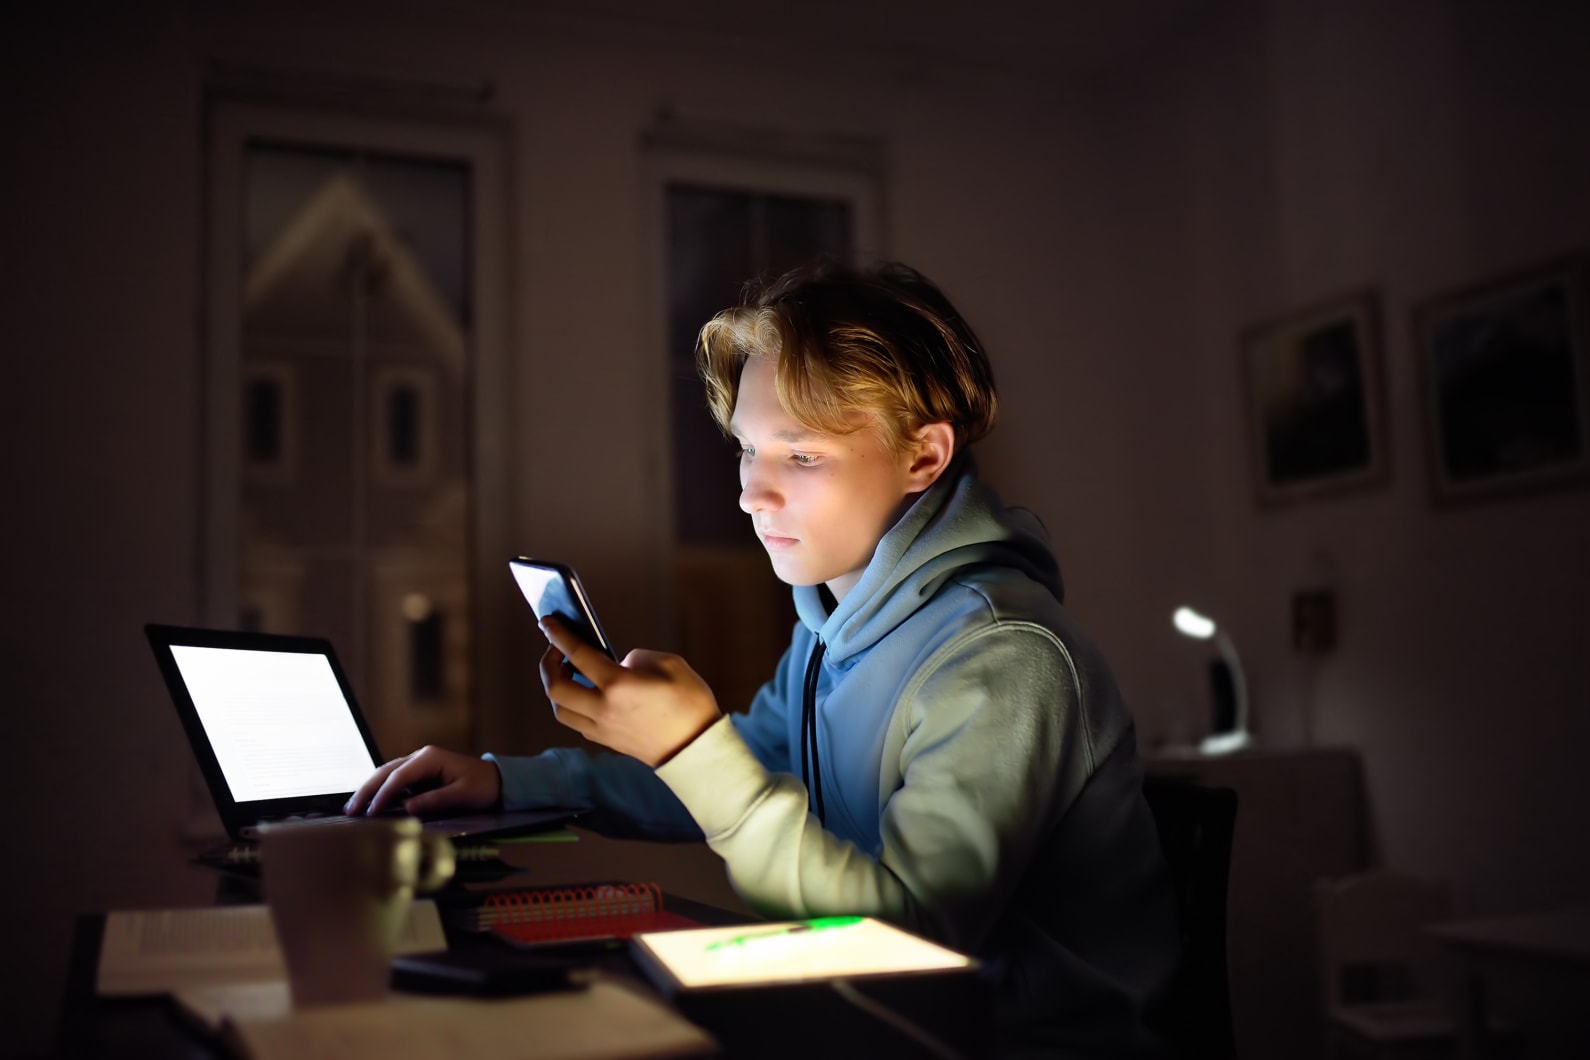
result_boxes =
[657,717,923,926]
[487,746,702,839]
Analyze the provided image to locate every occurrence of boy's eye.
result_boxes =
[736,445,818,467]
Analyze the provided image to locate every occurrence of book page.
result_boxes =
[216,978,715,1060]
[96,901,445,997]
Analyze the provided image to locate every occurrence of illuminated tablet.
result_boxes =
[632,917,975,990]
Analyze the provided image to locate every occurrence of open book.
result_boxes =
[96,901,446,997]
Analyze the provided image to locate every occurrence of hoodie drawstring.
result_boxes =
[800,638,828,825]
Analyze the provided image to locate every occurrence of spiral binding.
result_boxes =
[471,881,665,940]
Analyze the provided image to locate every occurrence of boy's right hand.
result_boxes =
[344,745,502,818]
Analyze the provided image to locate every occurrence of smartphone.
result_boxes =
[391,946,581,997]
[509,557,617,687]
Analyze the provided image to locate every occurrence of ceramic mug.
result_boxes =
[259,817,455,1006]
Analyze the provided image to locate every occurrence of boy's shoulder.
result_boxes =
[891,563,1070,656]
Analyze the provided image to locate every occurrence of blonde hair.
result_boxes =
[696,261,998,454]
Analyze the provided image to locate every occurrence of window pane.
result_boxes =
[245,378,282,463]
[667,184,754,369]
[389,384,420,467]
[408,604,444,702]
[666,181,856,546]
[672,376,751,545]
[764,194,852,273]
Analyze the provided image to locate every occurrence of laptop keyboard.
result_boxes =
[269,813,367,827]
[241,809,409,838]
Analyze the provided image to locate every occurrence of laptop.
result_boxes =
[145,623,572,842]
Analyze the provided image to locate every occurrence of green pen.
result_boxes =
[706,916,864,952]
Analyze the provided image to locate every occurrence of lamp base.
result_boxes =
[1199,730,1253,756]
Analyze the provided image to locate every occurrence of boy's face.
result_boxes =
[729,356,922,603]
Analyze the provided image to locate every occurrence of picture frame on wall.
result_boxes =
[1413,257,1590,504]
[1241,290,1387,506]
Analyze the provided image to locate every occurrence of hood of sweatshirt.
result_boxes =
[792,452,1064,666]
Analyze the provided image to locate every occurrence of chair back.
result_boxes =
[1142,777,1239,1060]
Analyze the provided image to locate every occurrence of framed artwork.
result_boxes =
[1241,291,1387,506]
[1414,257,1590,503]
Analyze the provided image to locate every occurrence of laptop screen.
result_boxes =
[169,644,378,802]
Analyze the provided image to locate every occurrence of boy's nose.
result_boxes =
[739,466,782,513]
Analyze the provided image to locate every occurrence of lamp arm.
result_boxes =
[1214,630,1249,737]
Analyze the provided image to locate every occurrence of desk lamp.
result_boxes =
[1173,606,1252,755]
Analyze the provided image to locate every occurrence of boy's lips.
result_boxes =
[759,530,799,550]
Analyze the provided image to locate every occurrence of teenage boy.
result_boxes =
[349,262,1178,1056]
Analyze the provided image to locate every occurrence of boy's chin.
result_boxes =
[764,555,823,588]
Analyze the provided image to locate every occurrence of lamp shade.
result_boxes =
[1172,606,1217,640]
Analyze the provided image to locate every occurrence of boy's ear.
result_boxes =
[905,422,956,490]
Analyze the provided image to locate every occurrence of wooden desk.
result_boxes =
[55,828,989,1058]
[58,897,735,1059]
[57,828,739,1057]
[1430,906,1590,1060]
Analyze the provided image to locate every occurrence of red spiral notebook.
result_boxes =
[460,882,702,945]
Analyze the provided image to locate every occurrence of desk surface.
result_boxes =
[1430,906,1590,966]
[57,827,990,1059]
[1428,905,1590,1060]
[57,827,750,1058]
[60,898,738,1059]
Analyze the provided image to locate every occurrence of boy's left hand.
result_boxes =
[538,615,723,767]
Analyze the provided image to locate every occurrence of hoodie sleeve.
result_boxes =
[655,621,1091,950]
[485,747,704,840]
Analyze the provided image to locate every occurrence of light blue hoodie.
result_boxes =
[491,455,1178,1056]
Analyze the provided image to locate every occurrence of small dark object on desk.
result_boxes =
[391,944,585,997]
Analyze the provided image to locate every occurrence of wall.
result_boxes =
[1171,0,1590,918]
[4,0,1588,1054]
[2,5,216,1054]
[1042,0,1590,917]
